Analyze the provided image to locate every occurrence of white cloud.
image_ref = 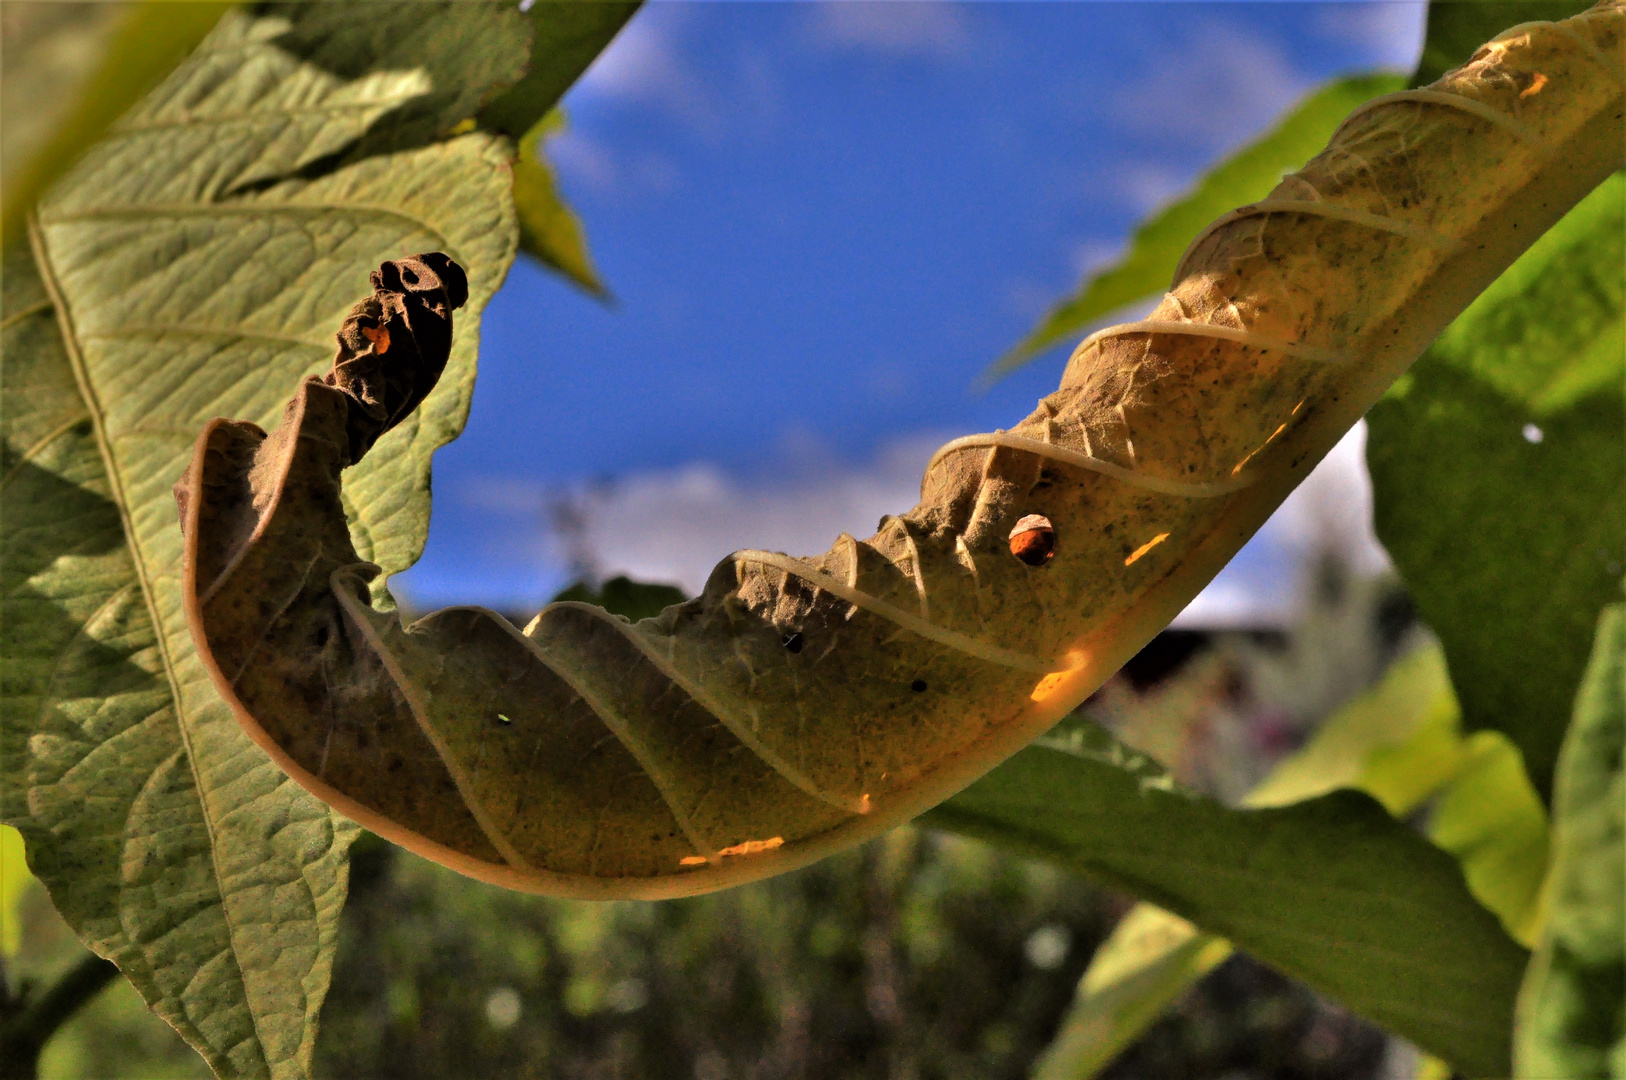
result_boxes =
[807,2,973,60]
[1110,21,1317,158]
[532,420,1387,631]
[559,433,950,595]
[568,3,721,136]
[1314,2,1428,74]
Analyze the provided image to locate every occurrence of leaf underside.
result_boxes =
[4,3,531,1076]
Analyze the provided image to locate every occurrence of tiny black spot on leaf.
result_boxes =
[911,679,928,693]
[782,632,804,653]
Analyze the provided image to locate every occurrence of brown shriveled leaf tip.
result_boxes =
[173,252,466,533]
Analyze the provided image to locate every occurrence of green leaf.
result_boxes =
[1514,604,1626,1079]
[1410,1,1598,88]
[1029,646,1530,1078]
[515,112,606,296]
[0,1,232,250]
[1429,731,1551,948]
[1244,644,1463,815]
[5,3,531,1075]
[1367,173,1626,804]
[475,1,642,138]
[925,718,1528,1076]
[1030,906,1232,1080]
[986,74,1404,380]
[549,575,687,623]
[0,824,25,958]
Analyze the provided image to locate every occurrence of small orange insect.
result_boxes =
[1008,514,1056,567]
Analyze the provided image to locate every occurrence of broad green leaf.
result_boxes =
[5,3,530,1075]
[0,1,232,250]
[1411,1,1598,88]
[475,1,641,137]
[1031,646,1506,1078]
[986,74,1403,380]
[515,112,606,296]
[1367,173,1626,803]
[1029,906,1232,1080]
[925,717,1528,1077]
[1514,604,1626,1079]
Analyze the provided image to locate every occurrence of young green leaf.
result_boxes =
[1029,906,1232,1080]
[1367,171,1626,803]
[514,112,607,296]
[1513,604,1625,1078]
[986,73,1404,381]
[5,3,531,1075]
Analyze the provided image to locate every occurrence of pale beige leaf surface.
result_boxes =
[178,3,1626,902]
[8,3,526,1076]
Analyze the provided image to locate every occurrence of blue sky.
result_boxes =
[392,1,1425,619]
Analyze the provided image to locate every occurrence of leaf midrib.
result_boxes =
[25,212,271,1070]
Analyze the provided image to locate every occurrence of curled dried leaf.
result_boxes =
[181,4,1626,898]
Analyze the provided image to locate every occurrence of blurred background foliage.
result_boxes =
[6,550,1437,1079]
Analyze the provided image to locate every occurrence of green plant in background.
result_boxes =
[2,4,1623,1080]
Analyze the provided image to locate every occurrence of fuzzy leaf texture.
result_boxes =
[1513,604,1626,1078]
[178,5,1625,912]
[0,0,616,1073]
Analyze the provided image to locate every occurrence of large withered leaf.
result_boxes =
[178,5,1624,908]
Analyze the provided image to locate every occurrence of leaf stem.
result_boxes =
[0,953,120,1080]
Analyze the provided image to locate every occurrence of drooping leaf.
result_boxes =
[923,718,1527,1077]
[5,2,531,1074]
[986,74,1404,380]
[1367,172,1626,803]
[0,1,232,250]
[1016,645,1534,1078]
[515,112,606,296]
[175,5,1622,928]
[1513,604,1626,1078]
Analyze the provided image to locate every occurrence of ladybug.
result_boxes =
[1008,514,1056,567]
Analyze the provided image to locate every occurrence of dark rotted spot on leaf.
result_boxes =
[911,679,928,693]
[73,419,93,438]
[782,631,804,653]
[386,754,404,774]
[314,625,329,648]
[1009,514,1056,567]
